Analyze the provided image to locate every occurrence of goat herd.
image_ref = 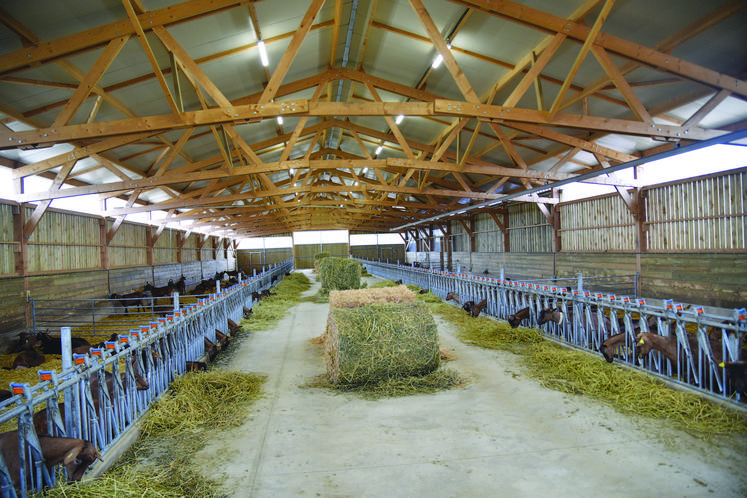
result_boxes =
[0,269,276,493]
[500,302,746,398]
[108,270,244,314]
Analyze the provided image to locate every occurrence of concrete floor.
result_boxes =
[198,271,747,497]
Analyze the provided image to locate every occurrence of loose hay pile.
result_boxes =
[325,301,439,385]
[241,272,311,332]
[318,257,361,291]
[329,285,415,309]
[43,369,265,497]
[141,369,265,435]
[428,300,747,437]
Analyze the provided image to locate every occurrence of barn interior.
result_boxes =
[0,0,746,496]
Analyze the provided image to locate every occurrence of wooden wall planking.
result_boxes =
[181,261,202,288]
[153,263,181,286]
[560,194,635,252]
[109,267,151,294]
[0,277,24,332]
[351,244,405,262]
[639,253,747,308]
[28,270,109,301]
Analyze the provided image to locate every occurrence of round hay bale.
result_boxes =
[325,302,440,385]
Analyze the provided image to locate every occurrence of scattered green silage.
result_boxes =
[241,272,311,332]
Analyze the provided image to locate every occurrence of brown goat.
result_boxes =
[0,431,102,489]
[227,318,241,335]
[470,299,488,318]
[11,343,45,369]
[507,307,530,328]
[636,332,723,370]
[446,292,459,304]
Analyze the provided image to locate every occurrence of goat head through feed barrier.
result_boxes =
[0,431,102,490]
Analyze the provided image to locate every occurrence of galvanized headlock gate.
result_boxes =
[359,259,746,405]
[0,260,293,497]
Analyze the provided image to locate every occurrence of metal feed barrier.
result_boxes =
[0,260,293,497]
[359,258,747,406]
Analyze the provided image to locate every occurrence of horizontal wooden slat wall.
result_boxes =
[559,194,635,251]
[237,248,292,275]
[28,270,108,301]
[555,253,637,278]
[640,253,747,307]
[475,212,505,252]
[0,202,242,334]
[351,244,405,262]
[293,242,348,269]
[645,169,747,251]
[508,204,552,252]
[153,263,180,286]
[27,208,100,272]
[181,261,202,285]
[0,277,24,332]
[0,204,15,275]
[109,267,152,294]
[108,220,147,267]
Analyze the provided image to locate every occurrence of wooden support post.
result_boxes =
[13,205,30,329]
[176,232,183,263]
[99,218,109,270]
[145,226,154,266]
[445,222,453,272]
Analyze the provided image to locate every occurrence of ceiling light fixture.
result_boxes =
[375,145,383,155]
[431,43,451,69]
[277,115,283,125]
[395,114,404,125]
[289,168,294,175]
[257,40,269,67]
[362,167,368,174]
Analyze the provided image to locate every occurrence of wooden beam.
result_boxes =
[52,35,129,127]
[257,0,325,105]
[548,0,616,119]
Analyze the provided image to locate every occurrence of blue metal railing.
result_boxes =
[0,260,294,497]
[359,258,746,406]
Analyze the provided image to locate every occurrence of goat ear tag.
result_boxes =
[718,362,725,367]
[638,338,645,345]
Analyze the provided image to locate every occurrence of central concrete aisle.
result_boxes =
[198,272,747,497]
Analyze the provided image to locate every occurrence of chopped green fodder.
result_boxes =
[430,300,747,436]
[141,369,265,435]
[318,257,361,291]
[304,367,467,400]
[367,279,399,289]
[41,370,265,497]
[241,272,311,331]
[522,341,747,436]
[40,434,217,498]
[326,302,439,385]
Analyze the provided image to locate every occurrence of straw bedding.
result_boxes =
[325,301,440,385]
[329,285,415,309]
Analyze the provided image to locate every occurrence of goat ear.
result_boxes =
[63,447,83,465]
